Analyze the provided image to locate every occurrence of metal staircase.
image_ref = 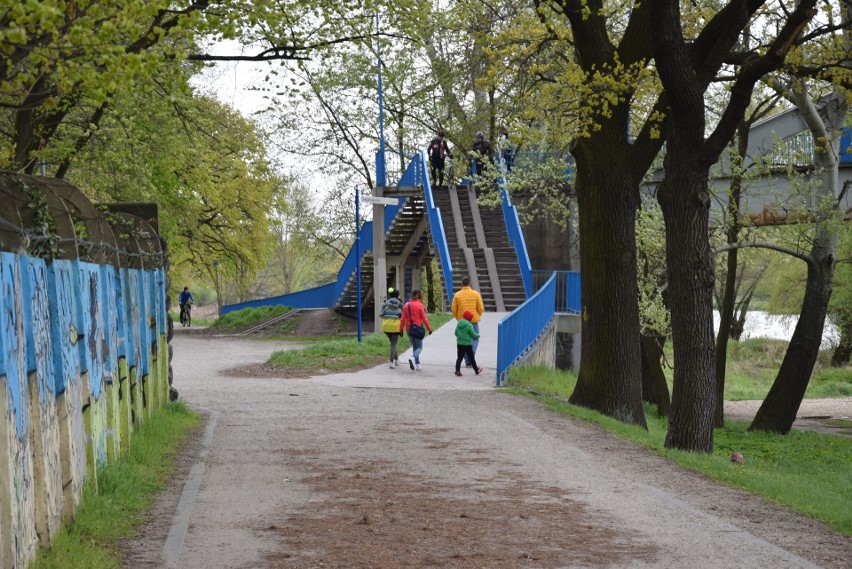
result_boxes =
[432,184,527,311]
[221,151,530,316]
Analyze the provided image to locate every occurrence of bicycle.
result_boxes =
[180,302,192,327]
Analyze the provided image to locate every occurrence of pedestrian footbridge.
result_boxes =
[222,151,580,384]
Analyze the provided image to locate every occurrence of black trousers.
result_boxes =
[430,158,446,186]
[455,345,479,373]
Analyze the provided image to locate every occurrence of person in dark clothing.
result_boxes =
[178,287,194,322]
[498,126,514,172]
[471,131,493,177]
[427,129,453,188]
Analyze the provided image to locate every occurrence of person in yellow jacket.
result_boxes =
[451,276,484,366]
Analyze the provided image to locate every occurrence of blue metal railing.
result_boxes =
[495,149,534,297]
[532,270,581,313]
[413,151,454,305]
[223,161,412,315]
[496,273,557,386]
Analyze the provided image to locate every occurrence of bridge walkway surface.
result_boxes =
[119,331,851,569]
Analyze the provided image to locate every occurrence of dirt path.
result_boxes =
[121,335,851,569]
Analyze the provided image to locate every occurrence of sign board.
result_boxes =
[362,196,399,206]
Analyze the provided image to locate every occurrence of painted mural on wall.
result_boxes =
[0,172,172,569]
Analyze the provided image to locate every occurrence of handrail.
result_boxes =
[415,151,454,305]
[498,177,533,297]
[496,273,556,386]
[532,270,581,314]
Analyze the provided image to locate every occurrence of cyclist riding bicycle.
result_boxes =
[178,287,195,323]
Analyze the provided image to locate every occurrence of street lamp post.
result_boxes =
[355,186,362,342]
[212,259,221,316]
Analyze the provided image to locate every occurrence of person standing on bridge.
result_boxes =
[452,277,484,367]
[399,290,432,371]
[471,131,493,178]
[380,287,404,368]
[427,129,453,188]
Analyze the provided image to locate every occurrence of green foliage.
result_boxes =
[213,305,291,330]
[664,338,852,400]
[505,375,852,535]
[66,85,281,290]
[31,403,200,569]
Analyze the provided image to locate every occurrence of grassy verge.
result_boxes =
[661,338,852,400]
[210,305,290,330]
[506,366,852,535]
[268,313,455,372]
[32,402,201,569]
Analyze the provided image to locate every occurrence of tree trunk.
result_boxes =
[425,261,436,313]
[568,139,647,428]
[659,166,717,452]
[750,88,845,434]
[641,334,670,417]
[714,246,737,426]
[749,256,834,433]
[831,321,852,366]
[714,123,749,427]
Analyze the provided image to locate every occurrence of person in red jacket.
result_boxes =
[399,290,432,371]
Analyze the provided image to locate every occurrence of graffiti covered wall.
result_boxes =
[0,172,172,569]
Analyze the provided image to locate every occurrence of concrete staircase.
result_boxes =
[432,184,527,311]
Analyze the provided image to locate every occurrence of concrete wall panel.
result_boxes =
[0,253,38,568]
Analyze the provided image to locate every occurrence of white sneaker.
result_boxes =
[416,364,423,371]
[389,363,395,369]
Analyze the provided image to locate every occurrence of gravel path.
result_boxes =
[120,334,851,569]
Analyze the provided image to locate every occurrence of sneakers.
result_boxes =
[408,359,415,370]
[389,363,395,369]
[416,364,423,371]
[454,371,463,377]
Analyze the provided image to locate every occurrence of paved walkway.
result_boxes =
[316,312,506,391]
[119,330,851,569]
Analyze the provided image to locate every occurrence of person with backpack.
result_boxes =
[427,129,453,188]
[399,290,432,371]
[380,287,404,368]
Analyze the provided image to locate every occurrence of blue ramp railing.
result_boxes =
[223,163,411,315]
[496,160,533,297]
[496,273,556,386]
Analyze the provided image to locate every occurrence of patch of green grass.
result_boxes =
[505,366,852,535]
[267,313,454,372]
[808,367,852,397]
[661,338,852,400]
[212,305,290,330]
[31,402,201,569]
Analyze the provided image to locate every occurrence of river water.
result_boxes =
[713,311,840,349]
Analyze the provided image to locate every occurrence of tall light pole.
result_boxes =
[355,185,362,342]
